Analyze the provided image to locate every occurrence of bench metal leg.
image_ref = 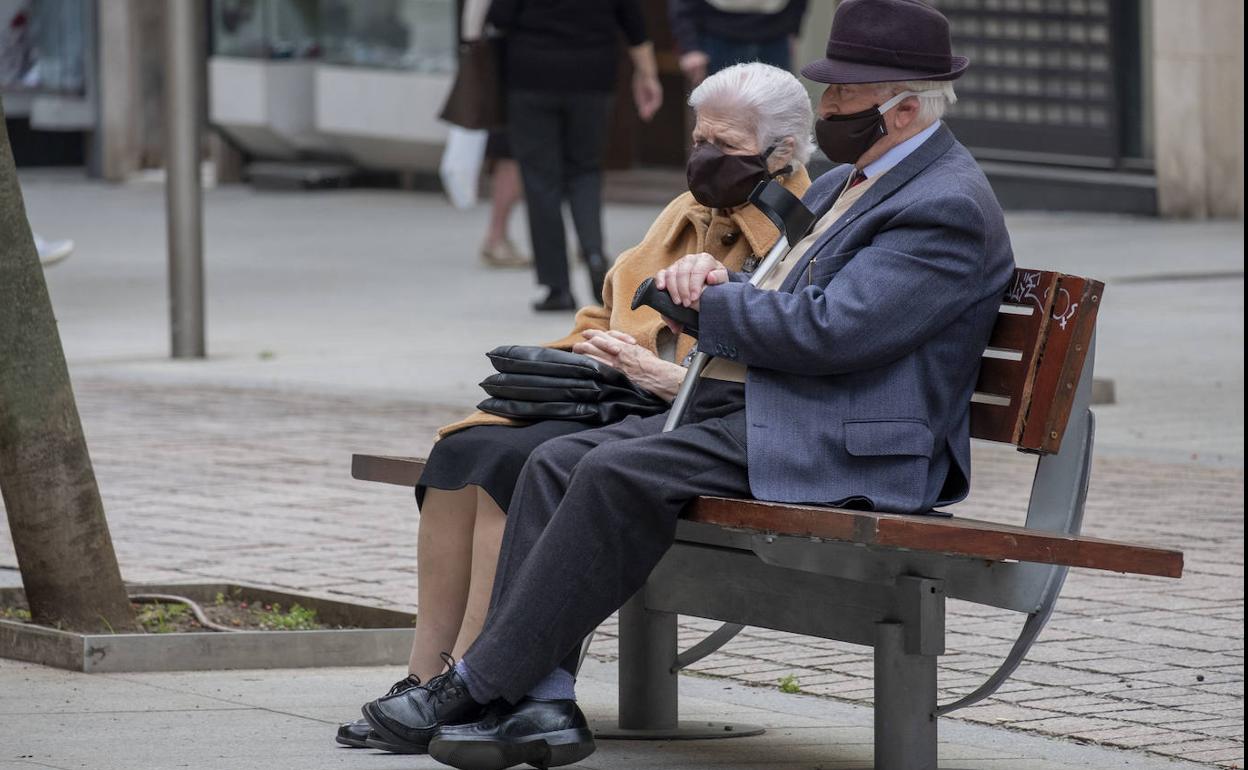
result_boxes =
[595,592,764,741]
[619,594,678,731]
[875,622,938,770]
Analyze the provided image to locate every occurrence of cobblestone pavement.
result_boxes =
[1,378,1240,767]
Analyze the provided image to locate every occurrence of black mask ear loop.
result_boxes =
[761,143,792,179]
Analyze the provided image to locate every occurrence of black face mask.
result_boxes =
[686,142,779,209]
[814,90,915,165]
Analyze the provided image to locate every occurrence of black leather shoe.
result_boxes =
[335,674,421,749]
[335,718,373,748]
[532,287,577,312]
[428,698,595,770]
[585,253,610,306]
[363,665,485,755]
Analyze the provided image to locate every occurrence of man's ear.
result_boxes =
[892,96,921,132]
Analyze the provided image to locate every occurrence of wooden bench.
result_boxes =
[352,268,1183,770]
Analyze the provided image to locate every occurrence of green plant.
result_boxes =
[254,602,319,631]
[135,602,190,634]
[1,606,32,621]
[778,674,801,694]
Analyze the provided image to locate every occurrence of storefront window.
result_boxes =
[318,0,454,73]
[1,0,87,94]
[212,0,321,60]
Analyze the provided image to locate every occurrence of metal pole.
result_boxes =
[164,0,205,358]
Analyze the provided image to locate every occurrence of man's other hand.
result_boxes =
[655,252,728,312]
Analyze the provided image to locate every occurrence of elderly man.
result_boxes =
[363,2,1015,768]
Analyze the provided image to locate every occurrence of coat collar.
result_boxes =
[779,125,957,293]
[663,164,813,257]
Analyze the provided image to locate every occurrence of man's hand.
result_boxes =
[655,252,729,311]
[679,50,709,86]
[572,330,685,401]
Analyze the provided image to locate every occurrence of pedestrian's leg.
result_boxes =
[508,90,571,293]
[463,410,753,703]
[449,488,507,659]
[408,486,476,681]
[482,157,527,264]
[563,92,612,262]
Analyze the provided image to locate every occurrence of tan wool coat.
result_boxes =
[438,166,812,438]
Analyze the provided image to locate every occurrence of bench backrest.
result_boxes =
[972,269,1105,454]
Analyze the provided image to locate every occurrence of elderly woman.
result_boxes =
[337,62,813,751]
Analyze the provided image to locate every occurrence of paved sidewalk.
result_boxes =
[0,656,1215,770]
[1,172,1244,767]
[1,378,1239,767]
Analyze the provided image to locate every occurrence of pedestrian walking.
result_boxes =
[669,0,808,85]
[458,0,530,269]
[487,0,663,312]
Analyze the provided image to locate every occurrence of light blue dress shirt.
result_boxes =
[861,120,942,181]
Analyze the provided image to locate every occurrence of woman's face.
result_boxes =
[691,108,761,157]
[692,108,791,173]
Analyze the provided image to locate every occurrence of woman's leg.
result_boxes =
[450,488,507,659]
[484,158,524,249]
[409,486,477,681]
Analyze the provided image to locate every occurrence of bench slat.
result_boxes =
[1019,275,1104,453]
[352,455,1183,579]
[689,497,1183,579]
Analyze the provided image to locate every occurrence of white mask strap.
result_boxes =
[878,90,920,115]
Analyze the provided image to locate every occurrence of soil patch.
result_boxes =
[1,587,355,633]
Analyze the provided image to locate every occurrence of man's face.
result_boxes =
[818,84,923,168]
[817,84,884,119]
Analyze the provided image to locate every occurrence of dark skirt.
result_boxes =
[416,420,592,513]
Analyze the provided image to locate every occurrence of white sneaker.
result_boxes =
[34,234,74,267]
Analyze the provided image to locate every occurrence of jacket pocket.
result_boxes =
[843,418,934,458]
[806,248,859,285]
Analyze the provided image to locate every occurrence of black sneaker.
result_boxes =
[428,697,595,770]
[362,655,485,754]
[335,674,421,748]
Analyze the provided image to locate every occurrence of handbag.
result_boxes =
[438,38,505,131]
[476,346,669,424]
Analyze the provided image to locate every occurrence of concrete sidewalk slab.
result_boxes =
[0,657,1215,770]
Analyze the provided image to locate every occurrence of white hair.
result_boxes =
[873,80,958,124]
[688,62,815,164]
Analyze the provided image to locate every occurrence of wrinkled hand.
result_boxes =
[572,330,685,401]
[655,252,728,310]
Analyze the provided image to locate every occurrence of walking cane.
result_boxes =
[630,179,815,431]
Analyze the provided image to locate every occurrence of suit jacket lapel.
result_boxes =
[780,125,958,294]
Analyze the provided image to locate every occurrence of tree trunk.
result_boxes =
[0,97,139,633]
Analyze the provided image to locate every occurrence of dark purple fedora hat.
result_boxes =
[801,0,968,85]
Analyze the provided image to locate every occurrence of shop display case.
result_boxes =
[209,0,336,159]
[1,0,95,128]
[313,0,456,170]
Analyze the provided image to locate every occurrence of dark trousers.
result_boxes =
[507,89,613,291]
[703,34,791,75]
[462,381,751,704]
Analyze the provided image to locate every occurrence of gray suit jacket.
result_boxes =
[699,125,1015,514]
